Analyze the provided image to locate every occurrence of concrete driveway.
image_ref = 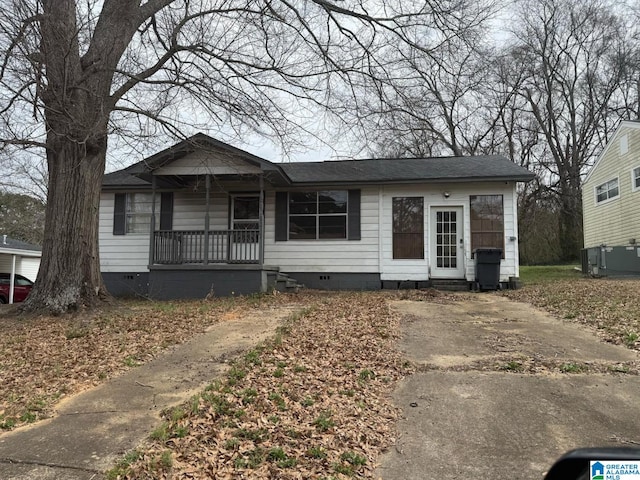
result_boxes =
[376,294,640,480]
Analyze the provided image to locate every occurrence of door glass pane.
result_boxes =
[435,210,458,269]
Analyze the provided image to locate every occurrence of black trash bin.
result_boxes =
[474,248,502,291]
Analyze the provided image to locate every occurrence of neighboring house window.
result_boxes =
[595,178,619,203]
[633,167,640,192]
[126,193,159,234]
[470,195,504,256]
[392,197,424,259]
[289,191,348,240]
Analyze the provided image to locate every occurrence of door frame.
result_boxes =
[429,205,465,279]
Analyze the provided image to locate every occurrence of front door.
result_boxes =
[230,195,260,262]
[430,207,465,279]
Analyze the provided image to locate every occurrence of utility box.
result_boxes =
[475,248,502,291]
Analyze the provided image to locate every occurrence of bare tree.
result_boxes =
[353,2,503,158]
[0,0,474,313]
[507,0,637,261]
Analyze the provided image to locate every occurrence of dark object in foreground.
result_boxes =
[474,248,502,291]
[545,447,640,480]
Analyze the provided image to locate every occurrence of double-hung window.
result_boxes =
[126,193,159,234]
[470,195,504,256]
[632,167,640,192]
[289,191,347,240]
[595,178,619,204]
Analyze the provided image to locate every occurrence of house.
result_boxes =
[0,235,41,303]
[0,235,41,281]
[99,134,534,299]
[582,120,640,276]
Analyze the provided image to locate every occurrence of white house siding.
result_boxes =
[379,182,517,282]
[99,185,259,272]
[262,187,380,273]
[154,150,262,176]
[0,254,40,280]
[583,123,640,248]
[99,192,151,272]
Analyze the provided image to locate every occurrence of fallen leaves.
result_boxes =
[502,278,640,352]
[116,291,410,479]
[0,294,292,430]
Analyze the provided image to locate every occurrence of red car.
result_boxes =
[0,273,34,303]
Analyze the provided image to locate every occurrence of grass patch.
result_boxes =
[106,450,141,480]
[560,362,585,373]
[313,411,335,432]
[500,361,523,372]
[518,265,581,285]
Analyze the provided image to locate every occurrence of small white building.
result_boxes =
[99,134,534,299]
[0,235,41,282]
[0,235,41,303]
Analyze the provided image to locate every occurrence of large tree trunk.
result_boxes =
[21,131,110,314]
[18,0,141,314]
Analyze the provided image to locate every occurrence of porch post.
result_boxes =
[259,170,265,266]
[8,254,16,304]
[204,174,210,265]
[148,176,157,266]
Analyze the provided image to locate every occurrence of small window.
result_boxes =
[288,191,347,240]
[470,195,504,256]
[595,178,619,204]
[632,167,640,192]
[126,193,159,234]
[620,134,629,155]
[392,197,424,259]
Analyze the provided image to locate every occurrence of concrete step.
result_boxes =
[430,280,471,292]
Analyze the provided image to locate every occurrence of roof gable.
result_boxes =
[584,120,640,185]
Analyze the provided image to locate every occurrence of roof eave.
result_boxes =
[286,175,535,186]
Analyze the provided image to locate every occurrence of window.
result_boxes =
[633,167,640,192]
[232,196,259,242]
[289,191,347,240]
[126,193,159,234]
[470,195,504,256]
[595,178,619,203]
[393,197,424,259]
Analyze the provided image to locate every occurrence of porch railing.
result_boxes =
[153,229,260,265]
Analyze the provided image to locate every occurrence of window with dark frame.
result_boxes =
[288,191,348,240]
[633,167,640,191]
[595,178,619,203]
[126,193,159,234]
[470,195,504,257]
[392,197,424,259]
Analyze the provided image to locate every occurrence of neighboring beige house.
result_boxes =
[582,120,640,276]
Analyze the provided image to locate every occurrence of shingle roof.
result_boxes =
[279,155,534,184]
[0,236,41,252]
[103,135,535,188]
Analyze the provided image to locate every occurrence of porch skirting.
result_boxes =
[103,265,278,300]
